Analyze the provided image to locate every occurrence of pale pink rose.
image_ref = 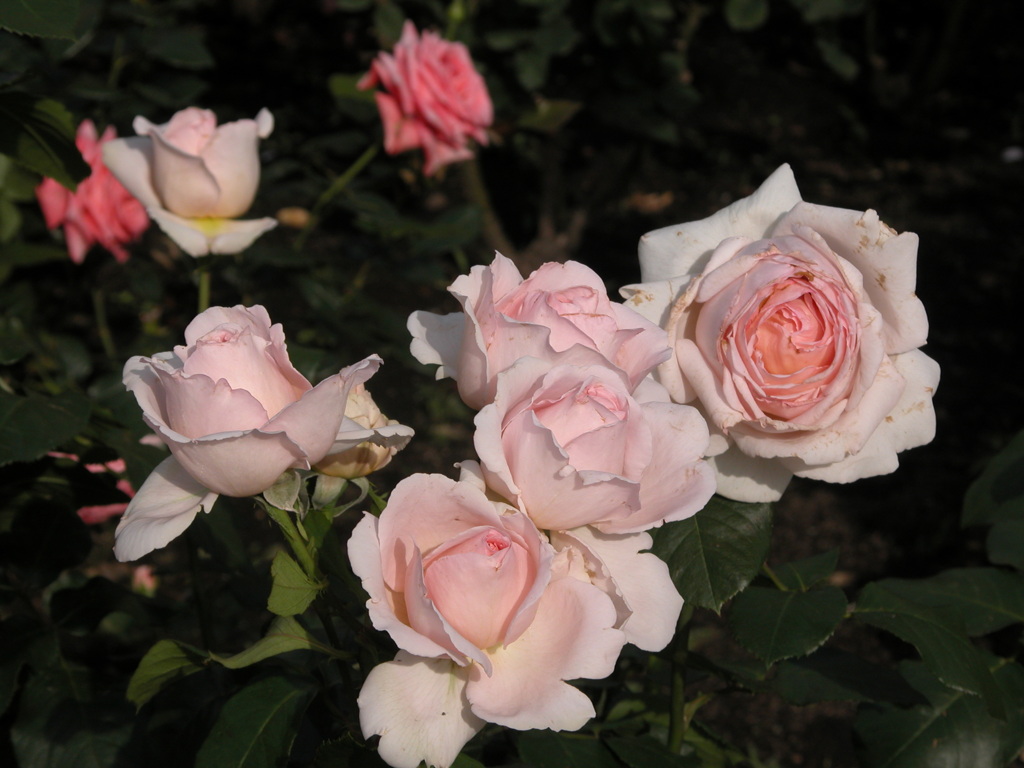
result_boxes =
[622,165,939,502]
[35,119,149,264]
[549,526,684,652]
[349,463,625,768]
[358,21,492,176]
[409,252,671,409]
[115,305,389,561]
[474,357,715,534]
[315,383,414,479]
[101,108,276,257]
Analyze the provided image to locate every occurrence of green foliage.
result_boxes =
[853,582,1005,718]
[962,428,1024,527]
[855,658,1024,768]
[0,388,91,465]
[0,0,81,39]
[268,550,325,617]
[0,92,90,190]
[772,648,926,706]
[194,675,316,768]
[651,496,773,613]
[729,585,847,664]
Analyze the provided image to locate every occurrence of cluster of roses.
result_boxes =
[39,17,939,768]
[349,253,719,768]
[108,162,938,768]
[37,22,490,264]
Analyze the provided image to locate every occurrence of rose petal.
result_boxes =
[638,164,802,283]
[147,209,277,257]
[100,137,162,209]
[358,653,484,768]
[553,527,683,651]
[114,456,218,561]
[465,573,623,730]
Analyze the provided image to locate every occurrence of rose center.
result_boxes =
[751,284,834,377]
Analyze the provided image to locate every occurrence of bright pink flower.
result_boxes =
[35,120,149,264]
[359,21,492,175]
[409,253,670,409]
[349,463,625,768]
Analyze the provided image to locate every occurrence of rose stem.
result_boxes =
[196,264,211,314]
[294,143,379,252]
[460,154,517,261]
[91,288,117,361]
[185,528,215,649]
[667,604,694,754]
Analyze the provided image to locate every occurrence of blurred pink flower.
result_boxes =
[35,120,150,264]
[359,21,492,175]
[49,452,136,524]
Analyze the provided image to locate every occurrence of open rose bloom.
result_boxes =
[102,107,277,257]
[115,304,411,561]
[623,165,939,502]
[36,119,149,264]
[359,21,492,176]
[410,253,672,409]
[474,357,715,534]
[349,463,628,768]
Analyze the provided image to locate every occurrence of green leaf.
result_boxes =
[962,428,1024,527]
[195,675,315,768]
[605,735,700,767]
[137,27,214,69]
[773,548,840,591]
[0,93,90,189]
[127,639,206,709]
[0,389,91,465]
[517,731,621,768]
[10,637,134,768]
[854,658,1024,768]
[724,0,769,30]
[517,98,582,134]
[773,648,927,706]
[651,496,772,613]
[729,585,847,664]
[874,568,1024,636]
[0,0,81,39]
[853,582,1005,718]
[0,241,69,282]
[211,616,339,668]
[986,520,1024,570]
[267,550,323,617]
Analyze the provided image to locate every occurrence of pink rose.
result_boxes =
[623,165,939,502]
[349,463,625,768]
[359,21,492,176]
[102,107,276,257]
[474,357,715,534]
[49,452,136,524]
[115,305,392,561]
[35,119,149,264]
[409,252,671,409]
